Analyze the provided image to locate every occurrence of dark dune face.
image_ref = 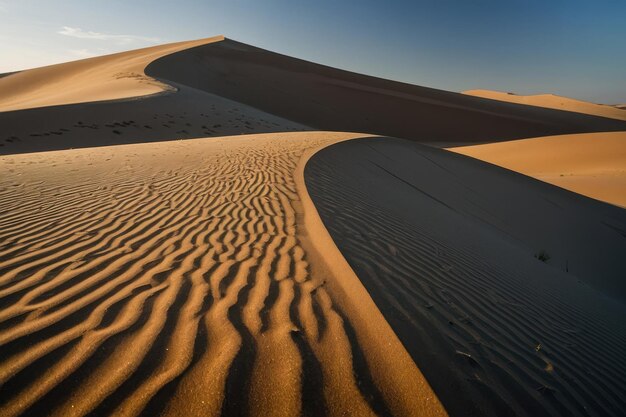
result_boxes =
[304,137,626,417]
[0,72,19,79]
[4,37,626,156]
[0,83,306,155]
[147,38,626,143]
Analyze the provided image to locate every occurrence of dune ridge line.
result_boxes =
[0,36,225,112]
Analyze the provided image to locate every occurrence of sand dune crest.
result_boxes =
[0,36,223,112]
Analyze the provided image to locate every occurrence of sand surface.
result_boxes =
[3,37,626,156]
[0,84,307,155]
[0,132,446,417]
[145,39,626,143]
[464,90,626,121]
[305,137,626,417]
[449,132,626,207]
[0,37,224,112]
[1,34,625,417]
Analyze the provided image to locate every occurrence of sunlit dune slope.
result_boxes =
[450,132,626,207]
[464,89,626,122]
[0,36,224,112]
[0,132,446,417]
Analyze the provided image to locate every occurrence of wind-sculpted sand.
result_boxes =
[305,137,626,417]
[0,36,224,112]
[0,132,446,417]
[146,39,626,143]
[2,33,625,417]
[3,36,626,157]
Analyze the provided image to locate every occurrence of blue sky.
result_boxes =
[1,0,625,103]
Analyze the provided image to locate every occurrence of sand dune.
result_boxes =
[464,89,626,122]
[3,37,626,156]
[305,137,626,417]
[0,38,313,156]
[146,38,626,143]
[449,132,626,207]
[1,34,625,417]
[0,36,224,112]
[0,132,446,417]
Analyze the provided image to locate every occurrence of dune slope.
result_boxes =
[0,132,446,417]
[305,137,626,417]
[0,84,307,155]
[0,36,224,112]
[146,38,626,143]
[464,90,626,122]
[450,132,626,207]
[3,37,626,156]
[0,36,312,156]
[2,34,624,417]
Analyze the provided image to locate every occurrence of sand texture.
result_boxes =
[145,39,626,143]
[449,132,626,207]
[0,132,446,417]
[1,34,625,417]
[0,84,307,155]
[3,37,626,156]
[464,90,626,122]
[0,36,224,112]
[305,137,626,417]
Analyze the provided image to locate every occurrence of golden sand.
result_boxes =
[0,132,446,416]
[450,132,626,207]
[464,89,626,121]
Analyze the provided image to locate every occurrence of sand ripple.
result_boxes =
[0,133,444,417]
[305,137,626,417]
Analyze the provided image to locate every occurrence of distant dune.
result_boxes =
[464,89,626,122]
[449,132,626,207]
[0,36,223,112]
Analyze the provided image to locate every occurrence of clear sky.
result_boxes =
[1,0,625,103]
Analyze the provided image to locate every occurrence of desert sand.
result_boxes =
[449,132,626,207]
[0,36,224,112]
[0,132,446,417]
[147,39,626,142]
[3,37,626,156]
[1,35,625,417]
[305,137,626,417]
[464,89,626,122]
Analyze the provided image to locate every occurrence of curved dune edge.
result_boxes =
[303,136,626,417]
[0,131,446,417]
[449,131,626,207]
[295,136,448,417]
[145,38,626,144]
[464,89,626,122]
[0,36,224,112]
